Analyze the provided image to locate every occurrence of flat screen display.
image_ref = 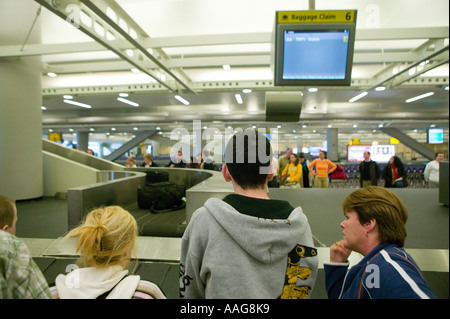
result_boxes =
[347,145,395,163]
[274,21,356,86]
[347,145,371,162]
[428,128,444,144]
[308,146,327,157]
[282,30,350,81]
[371,145,395,163]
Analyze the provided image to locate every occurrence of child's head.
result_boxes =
[65,206,138,268]
[0,195,17,235]
[224,129,273,190]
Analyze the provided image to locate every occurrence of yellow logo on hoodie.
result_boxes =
[280,244,317,299]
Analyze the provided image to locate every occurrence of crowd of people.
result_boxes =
[124,150,220,171]
[121,146,446,191]
[1,130,445,299]
[275,148,337,189]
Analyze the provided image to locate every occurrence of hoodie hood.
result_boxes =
[203,197,310,264]
[55,265,140,299]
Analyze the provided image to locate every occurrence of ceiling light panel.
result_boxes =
[63,99,92,109]
[117,97,139,107]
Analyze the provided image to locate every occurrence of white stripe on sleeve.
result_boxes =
[380,250,430,299]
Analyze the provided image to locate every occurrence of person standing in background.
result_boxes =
[359,151,380,188]
[280,153,302,189]
[424,152,445,188]
[299,153,312,188]
[308,151,337,188]
[277,148,293,182]
[382,156,408,188]
[268,155,279,188]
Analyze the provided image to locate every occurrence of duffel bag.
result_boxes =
[137,182,186,213]
[145,170,169,184]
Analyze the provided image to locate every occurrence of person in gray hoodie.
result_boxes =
[180,129,318,299]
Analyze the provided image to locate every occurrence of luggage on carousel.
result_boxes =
[137,181,186,214]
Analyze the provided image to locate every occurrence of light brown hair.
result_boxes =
[0,195,16,229]
[342,186,408,247]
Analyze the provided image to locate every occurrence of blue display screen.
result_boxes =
[282,30,350,80]
[428,128,444,144]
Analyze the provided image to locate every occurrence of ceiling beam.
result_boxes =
[38,51,425,74]
[2,27,447,57]
[105,130,157,161]
[368,39,449,89]
[34,0,194,94]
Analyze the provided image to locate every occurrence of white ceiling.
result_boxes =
[5,0,449,145]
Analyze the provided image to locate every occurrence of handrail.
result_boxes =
[43,139,124,171]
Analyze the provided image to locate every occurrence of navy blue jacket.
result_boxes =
[324,243,437,299]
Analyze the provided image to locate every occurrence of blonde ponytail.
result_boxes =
[65,206,137,268]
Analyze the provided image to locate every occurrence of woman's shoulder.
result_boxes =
[132,280,167,299]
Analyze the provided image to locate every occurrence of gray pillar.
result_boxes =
[327,128,339,161]
[0,0,43,200]
[151,140,160,156]
[296,137,303,154]
[77,131,89,152]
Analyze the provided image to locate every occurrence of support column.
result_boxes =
[151,141,160,156]
[0,0,43,200]
[296,136,303,154]
[327,128,339,162]
[77,131,89,152]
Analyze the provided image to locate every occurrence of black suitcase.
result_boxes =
[145,170,169,184]
[137,181,186,213]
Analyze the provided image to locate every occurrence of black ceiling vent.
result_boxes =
[265,92,302,122]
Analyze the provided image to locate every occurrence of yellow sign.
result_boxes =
[352,138,360,145]
[277,10,356,24]
[49,132,62,142]
[390,137,400,145]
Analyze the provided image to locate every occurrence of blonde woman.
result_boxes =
[50,206,165,299]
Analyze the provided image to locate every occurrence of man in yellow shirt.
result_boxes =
[308,151,337,188]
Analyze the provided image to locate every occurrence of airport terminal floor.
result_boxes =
[15,186,449,299]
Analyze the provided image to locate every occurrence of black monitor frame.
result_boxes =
[274,19,356,86]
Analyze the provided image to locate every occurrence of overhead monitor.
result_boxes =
[348,145,395,163]
[308,146,327,157]
[371,145,395,163]
[273,10,357,86]
[428,127,444,144]
[347,145,371,162]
